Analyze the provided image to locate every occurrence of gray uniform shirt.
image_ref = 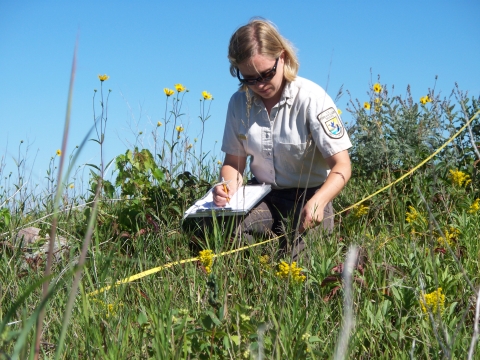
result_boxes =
[221,76,352,189]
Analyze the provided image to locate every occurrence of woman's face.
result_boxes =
[237,53,285,101]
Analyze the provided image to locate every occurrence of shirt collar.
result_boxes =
[250,79,297,108]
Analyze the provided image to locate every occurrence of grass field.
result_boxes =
[0,75,479,359]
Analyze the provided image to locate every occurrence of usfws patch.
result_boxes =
[317,108,345,139]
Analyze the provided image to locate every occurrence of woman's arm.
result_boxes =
[299,149,351,233]
[213,153,247,207]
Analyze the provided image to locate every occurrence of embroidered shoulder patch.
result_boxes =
[317,107,345,139]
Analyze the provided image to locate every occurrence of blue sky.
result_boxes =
[1,0,479,190]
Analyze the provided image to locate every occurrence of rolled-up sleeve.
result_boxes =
[221,94,247,157]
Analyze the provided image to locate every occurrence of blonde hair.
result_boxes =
[228,18,299,90]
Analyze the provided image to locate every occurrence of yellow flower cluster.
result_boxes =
[337,109,342,115]
[374,97,382,112]
[91,298,123,318]
[259,254,271,270]
[176,126,184,133]
[406,205,422,224]
[449,169,471,187]
[373,83,382,93]
[98,74,109,81]
[352,204,369,218]
[420,95,432,104]
[363,102,371,110]
[174,83,186,92]
[437,227,460,247]
[469,199,480,214]
[202,91,213,100]
[276,261,306,283]
[164,88,175,97]
[420,288,445,314]
[56,149,62,156]
[301,332,311,342]
[199,249,214,274]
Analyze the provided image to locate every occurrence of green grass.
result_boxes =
[0,76,479,359]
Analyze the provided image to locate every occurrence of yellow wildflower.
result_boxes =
[420,95,431,105]
[199,249,214,274]
[259,254,271,270]
[468,199,480,214]
[164,88,175,97]
[91,298,123,318]
[363,102,371,110]
[178,308,189,316]
[259,255,270,265]
[449,169,471,187]
[69,184,74,189]
[240,314,250,322]
[98,74,109,81]
[373,83,382,93]
[406,205,421,224]
[174,83,186,92]
[374,98,382,111]
[175,126,184,133]
[352,204,369,218]
[301,332,311,342]
[276,261,306,283]
[187,144,193,150]
[437,227,460,247]
[202,91,213,100]
[157,121,162,127]
[56,149,62,156]
[420,288,445,314]
[337,109,342,115]
[217,160,222,165]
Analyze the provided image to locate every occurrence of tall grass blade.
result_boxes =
[468,288,480,360]
[54,180,101,359]
[334,245,358,360]
[34,39,77,360]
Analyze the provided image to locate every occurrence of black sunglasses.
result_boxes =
[236,57,279,85]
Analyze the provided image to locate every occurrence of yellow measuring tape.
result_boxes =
[88,109,479,297]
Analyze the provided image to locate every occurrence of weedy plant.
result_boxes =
[0,69,479,360]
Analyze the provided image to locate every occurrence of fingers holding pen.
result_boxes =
[213,185,229,207]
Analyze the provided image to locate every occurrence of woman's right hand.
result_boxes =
[213,185,230,207]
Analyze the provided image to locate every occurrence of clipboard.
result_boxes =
[183,184,271,219]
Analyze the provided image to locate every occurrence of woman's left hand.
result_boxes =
[298,200,325,233]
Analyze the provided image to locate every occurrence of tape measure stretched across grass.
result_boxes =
[88,109,479,297]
